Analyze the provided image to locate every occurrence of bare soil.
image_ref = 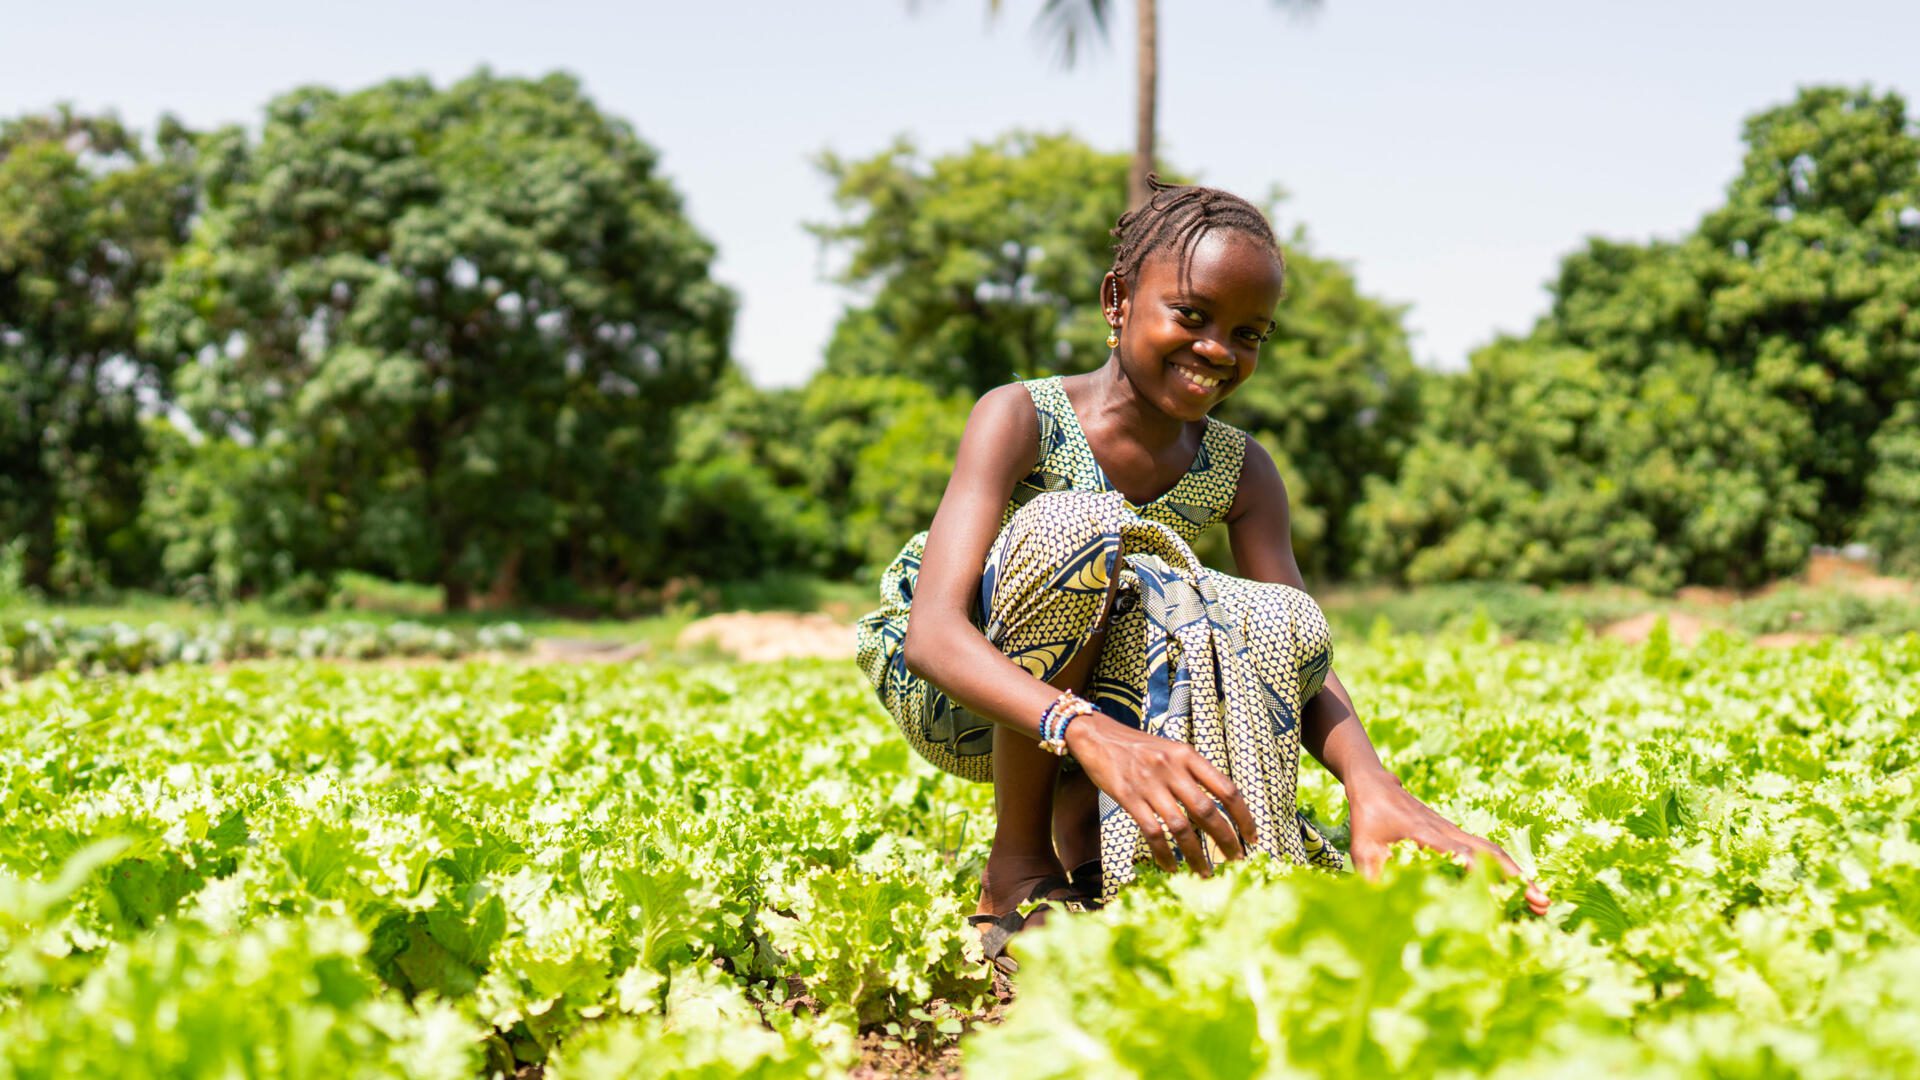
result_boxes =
[1674,585,1743,606]
[675,611,855,663]
[1754,631,1827,649]
[1794,551,1914,598]
[850,1035,964,1080]
[530,637,651,663]
[1597,611,1714,646]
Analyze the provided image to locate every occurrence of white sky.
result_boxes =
[4,0,1915,385]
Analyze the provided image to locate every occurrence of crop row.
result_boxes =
[1,624,1917,1076]
[0,618,531,680]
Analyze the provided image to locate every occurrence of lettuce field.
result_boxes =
[3,622,1919,1077]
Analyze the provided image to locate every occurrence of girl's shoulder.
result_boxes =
[962,380,1045,471]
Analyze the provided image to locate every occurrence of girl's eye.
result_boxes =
[1174,306,1203,323]
[1237,329,1265,344]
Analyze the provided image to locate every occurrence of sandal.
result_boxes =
[966,873,1093,975]
[1066,858,1105,908]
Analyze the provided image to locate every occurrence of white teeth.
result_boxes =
[1182,370,1222,389]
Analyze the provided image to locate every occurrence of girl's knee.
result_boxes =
[1283,588,1335,699]
[1288,588,1332,656]
[1235,581,1334,697]
[1005,490,1126,550]
[991,491,1127,597]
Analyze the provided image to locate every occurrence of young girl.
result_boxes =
[856,179,1548,969]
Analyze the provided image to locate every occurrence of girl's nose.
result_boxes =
[1192,335,1232,365]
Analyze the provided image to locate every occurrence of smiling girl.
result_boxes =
[855,178,1547,972]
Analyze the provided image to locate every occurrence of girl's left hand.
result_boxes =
[1345,770,1551,917]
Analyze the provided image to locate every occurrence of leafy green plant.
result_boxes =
[2,626,1917,1075]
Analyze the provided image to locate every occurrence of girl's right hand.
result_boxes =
[1064,712,1260,875]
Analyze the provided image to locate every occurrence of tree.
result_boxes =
[656,369,835,584]
[971,0,1320,208]
[0,109,196,595]
[659,369,975,579]
[142,71,735,609]
[1353,85,1920,589]
[1547,86,1920,552]
[1351,339,1819,590]
[1859,402,1920,573]
[813,133,1130,397]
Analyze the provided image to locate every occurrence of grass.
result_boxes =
[7,571,1914,656]
[1318,578,1920,641]
[0,570,874,657]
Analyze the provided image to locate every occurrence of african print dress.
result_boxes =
[854,376,1344,900]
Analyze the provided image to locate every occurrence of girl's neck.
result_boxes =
[1079,358,1191,450]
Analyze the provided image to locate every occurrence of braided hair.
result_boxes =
[1107,175,1284,305]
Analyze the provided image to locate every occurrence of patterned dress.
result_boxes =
[855,376,1344,900]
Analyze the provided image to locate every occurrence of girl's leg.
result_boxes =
[979,725,1067,915]
[1052,767,1100,872]
[979,564,1123,915]
[1049,623,1108,876]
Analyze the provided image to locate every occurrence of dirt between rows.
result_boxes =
[674,611,856,663]
[1596,554,1914,647]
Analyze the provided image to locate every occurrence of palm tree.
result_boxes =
[977,0,1321,209]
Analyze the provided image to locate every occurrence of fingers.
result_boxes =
[1186,756,1258,851]
[1350,838,1386,880]
[1440,832,1552,917]
[1173,781,1244,863]
[1127,801,1179,873]
[1470,835,1526,880]
[1146,792,1213,876]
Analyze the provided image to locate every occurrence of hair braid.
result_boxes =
[1109,175,1284,301]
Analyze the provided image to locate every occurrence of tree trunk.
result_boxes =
[442,575,472,613]
[20,509,55,595]
[481,541,523,611]
[1129,0,1158,210]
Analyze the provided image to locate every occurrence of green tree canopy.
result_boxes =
[813,133,1129,397]
[1547,86,1920,543]
[142,71,734,608]
[659,370,973,580]
[0,109,196,595]
[1355,84,1920,588]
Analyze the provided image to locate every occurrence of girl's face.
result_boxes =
[1106,230,1282,422]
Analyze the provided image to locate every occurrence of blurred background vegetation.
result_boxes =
[3,72,1917,620]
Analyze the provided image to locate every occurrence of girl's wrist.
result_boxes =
[1343,766,1402,802]
[1061,708,1106,754]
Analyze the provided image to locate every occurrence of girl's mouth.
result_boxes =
[1172,364,1227,396]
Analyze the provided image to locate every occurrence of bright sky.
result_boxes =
[5,0,1916,385]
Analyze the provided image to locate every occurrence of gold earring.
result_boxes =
[1106,329,1119,349]
[1106,307,1119,349]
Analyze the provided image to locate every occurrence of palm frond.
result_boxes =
[1033,0,1112,69]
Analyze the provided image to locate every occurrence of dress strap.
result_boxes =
[1017,376,1104,495]
[1021,377,1065,474]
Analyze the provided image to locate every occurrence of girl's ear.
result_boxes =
[1101,270,1127,326]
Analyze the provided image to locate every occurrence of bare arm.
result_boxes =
[903,385,1260,872]
[1225,440,1390,790]
[899,384,1062,737]
[1226,439,1548,912]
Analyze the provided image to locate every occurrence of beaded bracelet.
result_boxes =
[1038,688,1077,744]
[1040,692,1096,756]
